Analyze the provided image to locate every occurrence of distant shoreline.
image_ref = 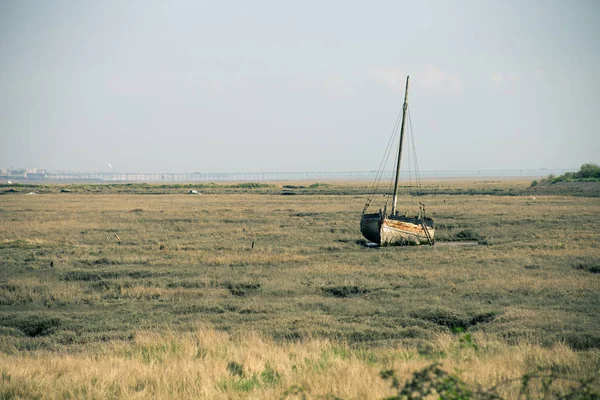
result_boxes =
[0,169,574,184]
[2,176,548,184]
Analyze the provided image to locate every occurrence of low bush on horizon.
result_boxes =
[532,163,600,186]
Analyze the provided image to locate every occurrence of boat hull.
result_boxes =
[360,213,435,246]
[360,213,382,244]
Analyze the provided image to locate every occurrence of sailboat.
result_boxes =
[360,76,435,246]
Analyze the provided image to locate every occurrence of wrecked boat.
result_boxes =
[360,76,434,246]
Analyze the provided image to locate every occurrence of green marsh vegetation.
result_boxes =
[532,163,600,185]
[0,180,598,398]
[530,163,600,198]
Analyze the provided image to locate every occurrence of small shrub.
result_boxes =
[0,314,62,337]
[283,185,305,189]
[166,281,205,289]
[88,280,112,291]
[321,246,342,253]
[437,229,486,244]
[322,285,369,298]
[218,375,261,392]
[574,264,600,274]
[260,365,281,385]
[92,257,116,265]
[224,281,261,296]
[227,361,244,377]
[410,308,497,330]
[524,264,541,270]
[560,332,600,350]
[62,270,154,281]
[454,230,482,241]
[456,330,479,351]
[381,363,600,400]
[380,364,473,400]
[575,163,600,179]
[282,385,306,397]
[309,183,333,188]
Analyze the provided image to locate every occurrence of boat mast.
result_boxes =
[391,76,409,216]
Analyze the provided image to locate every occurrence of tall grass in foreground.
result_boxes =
[0,328,598,399]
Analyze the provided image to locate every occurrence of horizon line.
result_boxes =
[1,167,576,183]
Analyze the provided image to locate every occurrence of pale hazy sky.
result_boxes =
[1,0,599,173]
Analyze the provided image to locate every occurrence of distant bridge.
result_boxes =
[3,168,575,183]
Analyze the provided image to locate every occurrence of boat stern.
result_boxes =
[360,213,381,244]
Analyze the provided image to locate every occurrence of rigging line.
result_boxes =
[373,109,403,189]
[407,107,422,196]
[364,107,404,210]
[387,136,398,201]
[407,107,421,195]
[387,114,404,200]
[365,119,399,209]
[381,123,401,211]
[381,117,402,211]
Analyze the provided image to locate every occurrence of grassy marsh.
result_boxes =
[1,181,599,398]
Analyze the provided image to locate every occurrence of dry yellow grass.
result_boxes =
[0,328,597,399]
